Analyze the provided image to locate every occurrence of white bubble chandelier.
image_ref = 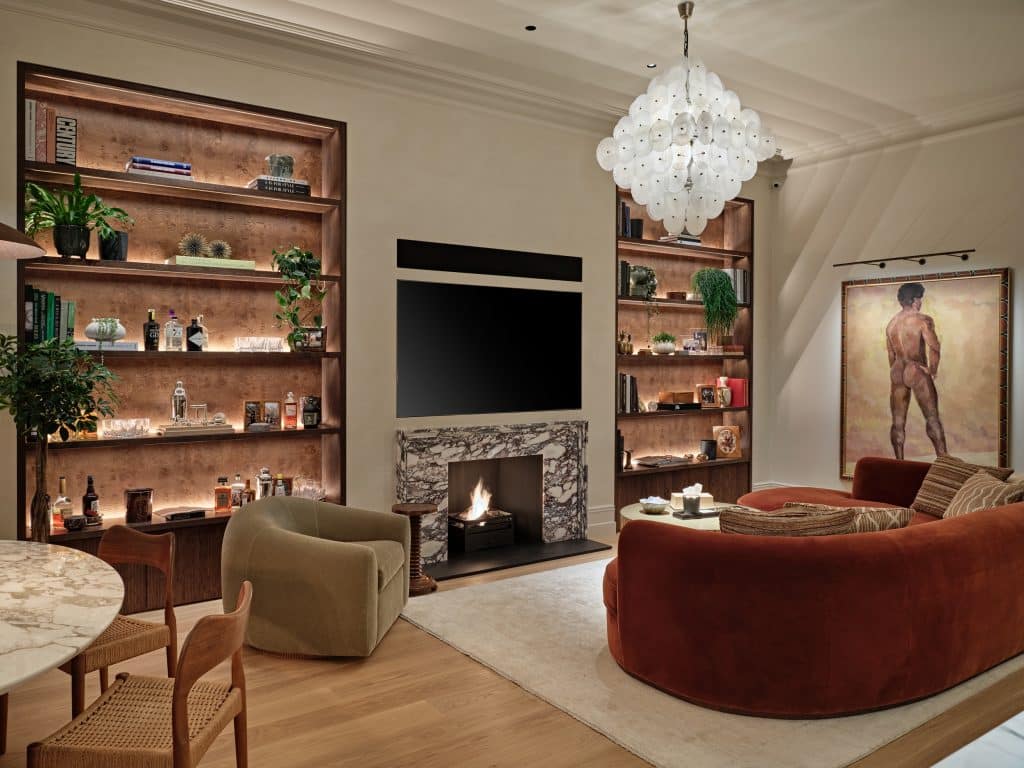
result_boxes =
[596,1,777,236]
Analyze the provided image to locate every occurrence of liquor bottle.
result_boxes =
[164,309,183,351]
[241,479,256,507]
[214,476,232,513]
[171,380,188,423]
[52,475,72,529]
[186,316,206,351]
[143,308,160,351]
[230,473,245,509]
[273,473,288,496]
[82,475,99,517]
[256,467,273,500]
[301,395,321,429]
[198,314,208,350]
[283,392,298,430]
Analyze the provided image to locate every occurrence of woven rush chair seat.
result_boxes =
[29,675,241,768]
[60,615,172,675]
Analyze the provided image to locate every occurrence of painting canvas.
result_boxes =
[840,269,1010,479]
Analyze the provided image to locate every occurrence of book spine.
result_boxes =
[249,179,311,195]
[130,156,192,169]
[23,284,34,343]
[126,167,195,180]
[45,292,55,341]
[53,294,61,342]
[25,99,35,161]
[65,301,76,341]
[55,116,77,166]
[32,289,41,343]
[46,107,57,164]
[127,162,192,175]
[618,260,630,298]
[35,106,47,163]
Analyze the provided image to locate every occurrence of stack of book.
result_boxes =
[721,267,750,305]
[24,100,76,165]
[25,285,74,343]
[125,156,193,180]
[246,175,311,196]
[617,372,640,414]
[659,233,702,246]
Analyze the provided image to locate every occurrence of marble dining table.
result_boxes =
[0,540,124,695]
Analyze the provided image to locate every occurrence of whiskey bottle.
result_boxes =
[164,309,183,351]
[241,479,256,507]
[82,475,99,517]
[283,392,298,430]
[186,317,206,351]
[230,473,245,509]
[273,473,288,497]
[143,309,160,351]
[301,395,321,429]
[52,475,72,529]
[214,476,232,513]
[171,380,188,423]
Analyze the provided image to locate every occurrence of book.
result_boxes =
[129,156,191,170]
[634,455,688,467]
[164,254,257,270]
[45,292,55,341]
[618,260,630,298]
[126,167,195,180]
[35,105,48,164]
[55,116,77,166]
[32,288,41,343]
[74,341,140,351]
[64,300,76,341]
[59,300,69,341]
[53,294,61,341]
[726,377,749,408]
[46,107,57,163]
[126,161,192,175]
[24,284,34,343]
[246,176,311,195]
[25,99,36,161]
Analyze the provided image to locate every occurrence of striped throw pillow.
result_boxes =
[943,471,1024,518]
[784,502,913,532]
[910,456,1014,518]
[720,507,854,537]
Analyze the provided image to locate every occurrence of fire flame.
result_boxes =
[466,477,491,521]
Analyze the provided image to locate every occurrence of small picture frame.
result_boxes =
[244,401,263,429]
[692,329,708,351]
[698,385,718,408]
[262,400,281,428]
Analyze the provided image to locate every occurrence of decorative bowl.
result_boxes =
[652,341,676,355]
[639,496,670,514]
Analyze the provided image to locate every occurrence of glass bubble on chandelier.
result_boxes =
[596,54,776,236]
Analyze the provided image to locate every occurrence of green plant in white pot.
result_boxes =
[651,331,677,355]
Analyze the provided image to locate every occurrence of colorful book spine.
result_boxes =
[35,105,48,163]
[32,289,41,343]
[126,162,192,175]
[25,99,36,161]
[45,292,55,341]
[55,116,77,166]
[130,156,191,170]
[53,294,61,341]
[246,178,311,195]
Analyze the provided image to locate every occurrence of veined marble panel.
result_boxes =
[397,421,588,563]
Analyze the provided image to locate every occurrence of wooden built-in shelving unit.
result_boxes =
[615,191,754,524]
[16,63,346,612]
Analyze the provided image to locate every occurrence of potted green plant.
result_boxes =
[24,172,133,259]
[0,336,118,541]
[651,331,677,355]
[692,268,739,346]
[272,245,327,351]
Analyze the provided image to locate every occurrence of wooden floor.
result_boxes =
[2,526,1020,767]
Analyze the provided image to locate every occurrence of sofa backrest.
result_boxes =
[851,456,932,508]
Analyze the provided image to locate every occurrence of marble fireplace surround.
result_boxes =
[396,421,588,564]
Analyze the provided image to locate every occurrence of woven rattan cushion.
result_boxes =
[60,614,171,674]
[30,675,241,768]
[720,507,854,537]
[784,502,914,532]
[911,456,1014,518]
[943,471,1024,519]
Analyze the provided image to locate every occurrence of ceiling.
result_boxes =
[155,0,1024,161]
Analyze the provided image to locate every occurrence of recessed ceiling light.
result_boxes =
[524,24,537,31]
[646,63,657,69]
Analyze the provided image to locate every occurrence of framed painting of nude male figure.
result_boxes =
[840,268,1010,479]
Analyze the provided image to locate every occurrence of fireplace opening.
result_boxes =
[447,456,543,555]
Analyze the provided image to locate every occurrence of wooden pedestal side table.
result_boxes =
[392,503,439,596]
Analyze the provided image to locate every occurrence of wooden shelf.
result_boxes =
[43,510,235,543]
[617,354,748,365]
[23,256,342,286]
[617,237,751,261]
[617,458,750,478]
[617,297,752,311]
[45,426,342,451]
[85,350,341,362]
[617,407,749,421]
[24,162,341,214]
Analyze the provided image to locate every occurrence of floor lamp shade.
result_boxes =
[0,222,44,259]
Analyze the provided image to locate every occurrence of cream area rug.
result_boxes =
[402,559,1024,768]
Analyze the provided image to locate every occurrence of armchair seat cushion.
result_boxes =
[359,540,406,588]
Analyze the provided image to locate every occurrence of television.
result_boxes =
[397,280,582,417]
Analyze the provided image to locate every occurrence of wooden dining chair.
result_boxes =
[60,525,178,716]
[28,581,253,768]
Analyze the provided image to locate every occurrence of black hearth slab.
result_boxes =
[425,539,611,581]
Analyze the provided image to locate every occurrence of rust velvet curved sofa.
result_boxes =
[604,457,1024,717]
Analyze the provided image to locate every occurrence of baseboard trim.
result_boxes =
[752,481,792,491]
[587,504,615,536]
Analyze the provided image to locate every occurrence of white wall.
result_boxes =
[0,0,617,538]
[765,117,1024,489]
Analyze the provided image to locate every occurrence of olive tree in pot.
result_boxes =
[24,172,133,259]
[692,268,739,346]
[0,336,118,541]
[272,246,327,351]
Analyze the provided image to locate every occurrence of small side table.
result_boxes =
[392,503,438,596]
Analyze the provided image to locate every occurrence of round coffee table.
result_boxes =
[619,502,723,530]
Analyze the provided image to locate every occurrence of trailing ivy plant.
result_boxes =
[0,336,118,541]
[272,246,327,348]
[692,267,738,343]
[24,173,133,239]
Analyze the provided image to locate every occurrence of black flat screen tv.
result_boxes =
[397,280,582,417]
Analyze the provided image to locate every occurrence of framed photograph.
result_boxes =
[841,269,1010,479]
[262,400,281,429]
[698,384,718,407]
[243,401,263,429]
[713,425,743,459]
[690,329,708,351]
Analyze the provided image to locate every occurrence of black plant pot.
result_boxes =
[99,231,129,261]
[53,225,90,259]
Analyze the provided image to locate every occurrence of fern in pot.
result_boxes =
[272,246,327,351]
[692,268,739,346]
[24,173,133,259]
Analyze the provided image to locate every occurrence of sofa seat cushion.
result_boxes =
[356,540,406,589]
[784,502,914,533]
[738,486,899,512]
[720,506,855,537]
[909,510,940,526]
